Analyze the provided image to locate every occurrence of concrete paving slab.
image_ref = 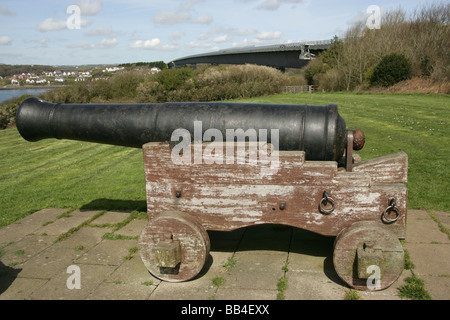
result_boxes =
[208,250,236,270]
[433,211,450,228]
[405,244,450,276]
[420,275,450,300]
[0,233,57,266]
[0,276,48,300]
[288,239,335,273]
[406,218,450,244]
[408,209,432,220]
[151,281,217,300]
[1,208,449,301]
[51,226,113,250]
[36,210,99,236]
[28,263,117,300]
[284,270,346,300]
[0,208,67,245]
[75,239,137,266]
[113,219,147,238]
[17,246,83,279]
[90,211,131,225]
[222,253,287,290]
[106,255,161,286]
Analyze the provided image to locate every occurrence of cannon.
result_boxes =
[16,97,408,291]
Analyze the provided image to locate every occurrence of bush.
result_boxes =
[0,95,33,129]
[302,58,330,86]
[154,67,193,91]
[138,64,290,102]
[317,69,346,91]
[369,53,412,87]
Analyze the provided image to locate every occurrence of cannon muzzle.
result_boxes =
[16,97,364,161]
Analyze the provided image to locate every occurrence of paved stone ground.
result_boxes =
[0,208,448,300]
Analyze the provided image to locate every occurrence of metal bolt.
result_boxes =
[363,241,374,250]
[279,202,286,210]
[175,191,181,198]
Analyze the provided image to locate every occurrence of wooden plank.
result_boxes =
[143,142,408,238]
[353,152,408,183]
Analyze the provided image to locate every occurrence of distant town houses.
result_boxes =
[103,66,124,73]
[5,64,161,86]
[8,69,93,85]
[151,67,161,74]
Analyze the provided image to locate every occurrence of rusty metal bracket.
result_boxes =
[345,129,365,172]
[346,130,354,172]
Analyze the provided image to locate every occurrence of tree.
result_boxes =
[369,53,412,87]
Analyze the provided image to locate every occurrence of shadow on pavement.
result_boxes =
[80,198,147,212]
[0,261,21,295]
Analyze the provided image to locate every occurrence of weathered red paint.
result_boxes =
[139,142,408,289]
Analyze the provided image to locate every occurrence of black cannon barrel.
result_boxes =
[16,97,363,161]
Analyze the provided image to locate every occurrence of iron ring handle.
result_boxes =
[382,199,401,223]
[319,191,335,215]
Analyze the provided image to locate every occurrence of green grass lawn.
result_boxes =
[0,129,147,227]
[0,92,448,228]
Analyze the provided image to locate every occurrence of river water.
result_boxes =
[0,88,53,103]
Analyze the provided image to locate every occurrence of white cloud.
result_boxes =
[230,31,284,48]
[38,18,67,32]
[130,39,178,51]
[0,36,12,45]
[100,38,118,48]
[233,28,257,36]
[259,0,303,10]
[67,42,96,49]
[153,1,212,26]
[213,35,230,43]
[159,44,179,51]
[186,40,213,49]
[179,0,199,11]
[38,18,92,32]
[66,38,118,50]
[154,11,190,25]
[0,6,15,16]
[130,39,160,49]
[193,15,213,25]
[256,31,282,40]
[260,0,280,10]
[76,0,102,16]
[85,27,119,37]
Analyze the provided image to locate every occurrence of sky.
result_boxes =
[0,0,440,66]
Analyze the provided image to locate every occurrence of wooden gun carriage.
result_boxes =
[16,97,408,291]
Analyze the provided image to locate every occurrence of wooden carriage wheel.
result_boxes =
[333,221,404,291]
[138,211,210,282]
